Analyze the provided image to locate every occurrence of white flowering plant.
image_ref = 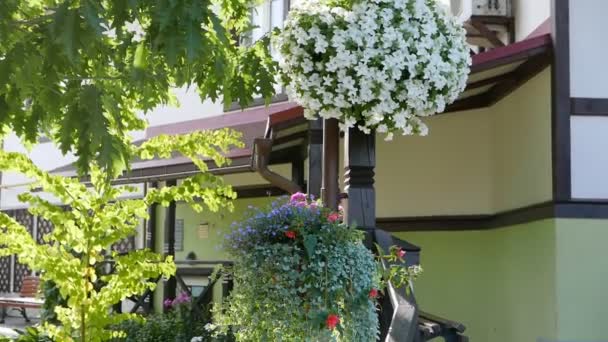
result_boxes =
[275,0,471,140]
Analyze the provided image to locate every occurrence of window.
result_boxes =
[164,218,184,252]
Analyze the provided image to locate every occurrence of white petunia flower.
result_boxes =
[274,0,470,138]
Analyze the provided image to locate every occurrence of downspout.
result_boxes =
[252,138,302,194]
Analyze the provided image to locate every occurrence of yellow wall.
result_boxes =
[491,69,552,211]
[375,108,494,217]
[372,69,552,217]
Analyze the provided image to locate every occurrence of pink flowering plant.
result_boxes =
[214,193,421,341]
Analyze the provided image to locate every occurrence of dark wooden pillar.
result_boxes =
[146,182,158,312]
[307,118,323,199]
[292,157,305,190]
[322,118,340,210]
[344,127,376,246]
[163,180,177,310]
[147,182,158,251]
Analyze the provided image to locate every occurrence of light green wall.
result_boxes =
[174,197,274,261]
[395,219,558,342]
[153,196,275,312]
[555,219,608,340]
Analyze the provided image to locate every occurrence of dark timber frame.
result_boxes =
[163,179,177,311]
[551,0,572,202]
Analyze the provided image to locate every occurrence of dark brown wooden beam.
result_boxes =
[485,52,551,106]
[376,200,608,232]
[470,18,505,48]
[444,93,490,113]
[571,98,608,116]
[322,118,340,210]
[164,180,177,310]
[551,0,572,202]
[466,72,515,90]
[235,184,287,198]
[307,118,323,199]
[344,127,376,237]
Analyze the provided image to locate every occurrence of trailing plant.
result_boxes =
[213,194,422,341]
[275,0,470,140]
[0,129,242,342]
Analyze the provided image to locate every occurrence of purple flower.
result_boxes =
[290,192,307,203]
[172,292,191,306]
[164,299,173,309]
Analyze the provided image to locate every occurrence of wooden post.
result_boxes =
[344,128,421,342]
[307,118,323,199]
[344,127,376,246]
[322,118,340,210]
[163,180,177,311]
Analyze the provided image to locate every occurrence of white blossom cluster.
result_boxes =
[275,0,471,140]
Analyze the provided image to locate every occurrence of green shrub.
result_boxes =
[214,195,381,341]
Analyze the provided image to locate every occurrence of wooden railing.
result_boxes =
[374,230,468,342]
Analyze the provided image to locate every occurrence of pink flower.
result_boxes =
[369,288,378,299]
[397,248,406,259]
[284,230,297,239]
[326,314,340,330]
[171,292,191,306]
[327,212,340,223]
[295,201,307,208]
[290,192,307,203]
[163,299,173,309]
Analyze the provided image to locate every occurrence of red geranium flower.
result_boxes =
[397,248,406,259]
[369,288,378,299]
[326,314,340,330]
[284,230,297,239]
[327,212,340,223]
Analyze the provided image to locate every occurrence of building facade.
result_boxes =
[2,0,607,341]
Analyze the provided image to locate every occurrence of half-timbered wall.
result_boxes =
[568,0,608,199]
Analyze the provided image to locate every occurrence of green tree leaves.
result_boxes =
[0,129,242,341]
[0,0,278,178]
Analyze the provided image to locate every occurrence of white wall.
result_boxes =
[1,133,78,209]
[569,0,608,98]
[513,0,550,41]
[571,116,608,199]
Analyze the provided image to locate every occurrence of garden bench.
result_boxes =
[0,276,43,323]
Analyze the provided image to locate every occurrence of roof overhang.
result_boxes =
[446,33,553,113]
[50,32,553,184]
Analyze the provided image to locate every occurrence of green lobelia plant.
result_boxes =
[0,128,242,342]
[213,193,422,341]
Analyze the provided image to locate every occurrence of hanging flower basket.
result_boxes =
[275,0,471,140]
[213,194,421,341]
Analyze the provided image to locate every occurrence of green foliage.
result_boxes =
[110,295,224,342]
[0,0,277,177]
[214,196,381,341]
[41,280,68,324]
[0,129,243,342]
